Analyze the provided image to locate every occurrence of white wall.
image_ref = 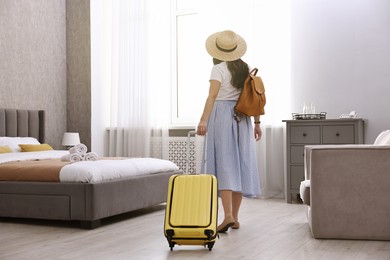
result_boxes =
[291,0,390,143]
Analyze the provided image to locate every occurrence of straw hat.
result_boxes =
[205,30,247,61]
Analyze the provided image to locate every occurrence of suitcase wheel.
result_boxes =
[169,242,175,251]
[204,229,214,240]
[207,242,214,251]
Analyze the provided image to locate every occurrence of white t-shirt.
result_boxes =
[209,62,241,101]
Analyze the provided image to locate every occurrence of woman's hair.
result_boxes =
[213,58,249,89]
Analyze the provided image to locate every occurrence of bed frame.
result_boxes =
[0,109,181,228]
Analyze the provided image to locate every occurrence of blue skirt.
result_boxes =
[202,100,261,197]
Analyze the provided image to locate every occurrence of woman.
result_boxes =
[197,30,262,233]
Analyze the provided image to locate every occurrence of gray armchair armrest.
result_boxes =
[304,144,388,179]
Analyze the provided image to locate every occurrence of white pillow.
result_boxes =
[373,130,390,145]
[0,137,40,152]
[382,134,390,145]
[300,180,311,206]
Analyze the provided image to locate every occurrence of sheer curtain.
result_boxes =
[250,0,291,199]
[145,1,172,160]
[107,0,150,157]
[96,0,171,158]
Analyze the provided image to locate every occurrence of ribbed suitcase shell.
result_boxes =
[164,174,218,250]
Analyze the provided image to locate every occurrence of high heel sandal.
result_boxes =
[232,221,240,229]
[217,217,236,233]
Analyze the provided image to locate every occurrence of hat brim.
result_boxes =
[205,32,247,62]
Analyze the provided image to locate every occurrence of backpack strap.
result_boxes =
[250,68,258,76]
[249,68,265,94]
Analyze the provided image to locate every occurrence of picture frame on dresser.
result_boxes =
[282,118,364,203]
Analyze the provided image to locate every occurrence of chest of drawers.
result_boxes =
[282,118,364,203]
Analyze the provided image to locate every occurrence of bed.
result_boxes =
[0,109,182,228]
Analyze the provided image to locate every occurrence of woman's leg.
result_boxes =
[232,192,243,229]
[220,190,233,218]
[218,190,235,232]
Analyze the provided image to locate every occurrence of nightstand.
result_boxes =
[282,118,365,203]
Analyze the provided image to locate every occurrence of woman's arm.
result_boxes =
[253,115,262,141]
[197,80,220,135]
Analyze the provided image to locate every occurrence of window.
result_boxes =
[171,1,209,126]
[171,0,291,126]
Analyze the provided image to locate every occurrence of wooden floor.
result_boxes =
[0,198,389,260]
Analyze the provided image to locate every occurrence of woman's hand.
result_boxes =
[197,121,207,136]
[254,124,262,141]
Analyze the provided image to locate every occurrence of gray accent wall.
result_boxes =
[0,0,91,149]
[291,0,390,143]
[0,0,67,148]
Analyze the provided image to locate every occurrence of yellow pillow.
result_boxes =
[0,146,13,153]
[19,143,54,152]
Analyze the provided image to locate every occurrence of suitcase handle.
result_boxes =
[186,131,207,174]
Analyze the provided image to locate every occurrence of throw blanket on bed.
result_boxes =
[0,151,180,183]
[0,159,69,182]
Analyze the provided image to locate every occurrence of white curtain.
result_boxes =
[251,0,290,199]
[144,1,172,160]
[106,0,149,157]
[256,126,285,199]
[100,0,171,158]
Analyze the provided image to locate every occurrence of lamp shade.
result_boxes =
[62,132,80,146]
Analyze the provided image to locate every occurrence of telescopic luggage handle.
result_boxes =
[186,131,207,174]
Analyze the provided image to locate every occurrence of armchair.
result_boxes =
[301,144,390,240]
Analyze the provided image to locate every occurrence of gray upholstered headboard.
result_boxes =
[0,109,45,143]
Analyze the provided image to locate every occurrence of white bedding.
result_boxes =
[0,151,180,183]
[59,158,179,183]
[0,150,68,164]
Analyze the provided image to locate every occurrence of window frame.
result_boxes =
[170,1,199,126]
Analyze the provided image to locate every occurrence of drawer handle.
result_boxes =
[336,133,340,137]
[303,133,307,137]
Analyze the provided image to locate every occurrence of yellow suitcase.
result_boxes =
[164,131,218,251]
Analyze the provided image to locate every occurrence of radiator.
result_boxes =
[150,135,204,174]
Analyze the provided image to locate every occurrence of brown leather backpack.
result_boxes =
[234,68,266,117]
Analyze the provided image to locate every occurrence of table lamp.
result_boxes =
[62,132,80,149]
